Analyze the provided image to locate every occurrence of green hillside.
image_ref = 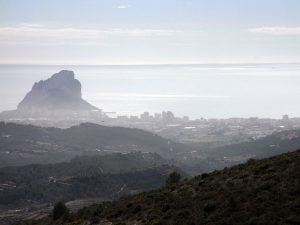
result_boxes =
[27,150,300,225]
[0,152,180,210]
[0,122,194,167]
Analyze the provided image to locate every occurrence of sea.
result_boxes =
[0,63,300,119]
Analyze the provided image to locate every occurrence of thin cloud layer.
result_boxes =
[249,26,300,35]
[116,5,129,9]
[1,0,300,64]
[0,24,182,40]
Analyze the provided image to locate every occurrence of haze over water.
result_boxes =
[1,63,300,119]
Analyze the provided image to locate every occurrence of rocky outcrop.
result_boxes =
[18,70,97,112]
[0,70,100,119]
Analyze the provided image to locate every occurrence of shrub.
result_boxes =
[52,201,69,220]
[133,205,142,213]
[201,173,209,179]
[166,171,181,185]
[203,202,216,213]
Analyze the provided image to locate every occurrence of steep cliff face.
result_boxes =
[16,70,98,112]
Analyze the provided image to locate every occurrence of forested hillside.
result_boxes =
[0,122,194,167]
[0,152,181,210]
[27,150,300,225]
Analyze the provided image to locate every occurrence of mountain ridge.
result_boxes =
[0,122,195,167]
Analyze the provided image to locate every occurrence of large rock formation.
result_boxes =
[0,70,100,119]
[18,70,97,112]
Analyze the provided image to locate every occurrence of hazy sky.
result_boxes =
[0,0,300,65]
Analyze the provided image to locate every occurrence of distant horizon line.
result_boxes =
[1,62,300,67]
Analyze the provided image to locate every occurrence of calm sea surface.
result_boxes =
[0,64,300,119]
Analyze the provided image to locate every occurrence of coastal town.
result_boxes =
[4,109,300,150]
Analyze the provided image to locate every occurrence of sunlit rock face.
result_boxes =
[17,70,97,112]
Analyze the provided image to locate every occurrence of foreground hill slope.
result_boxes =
[32,150,300,225]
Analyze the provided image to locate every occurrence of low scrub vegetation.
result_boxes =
[21,150,300,225]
